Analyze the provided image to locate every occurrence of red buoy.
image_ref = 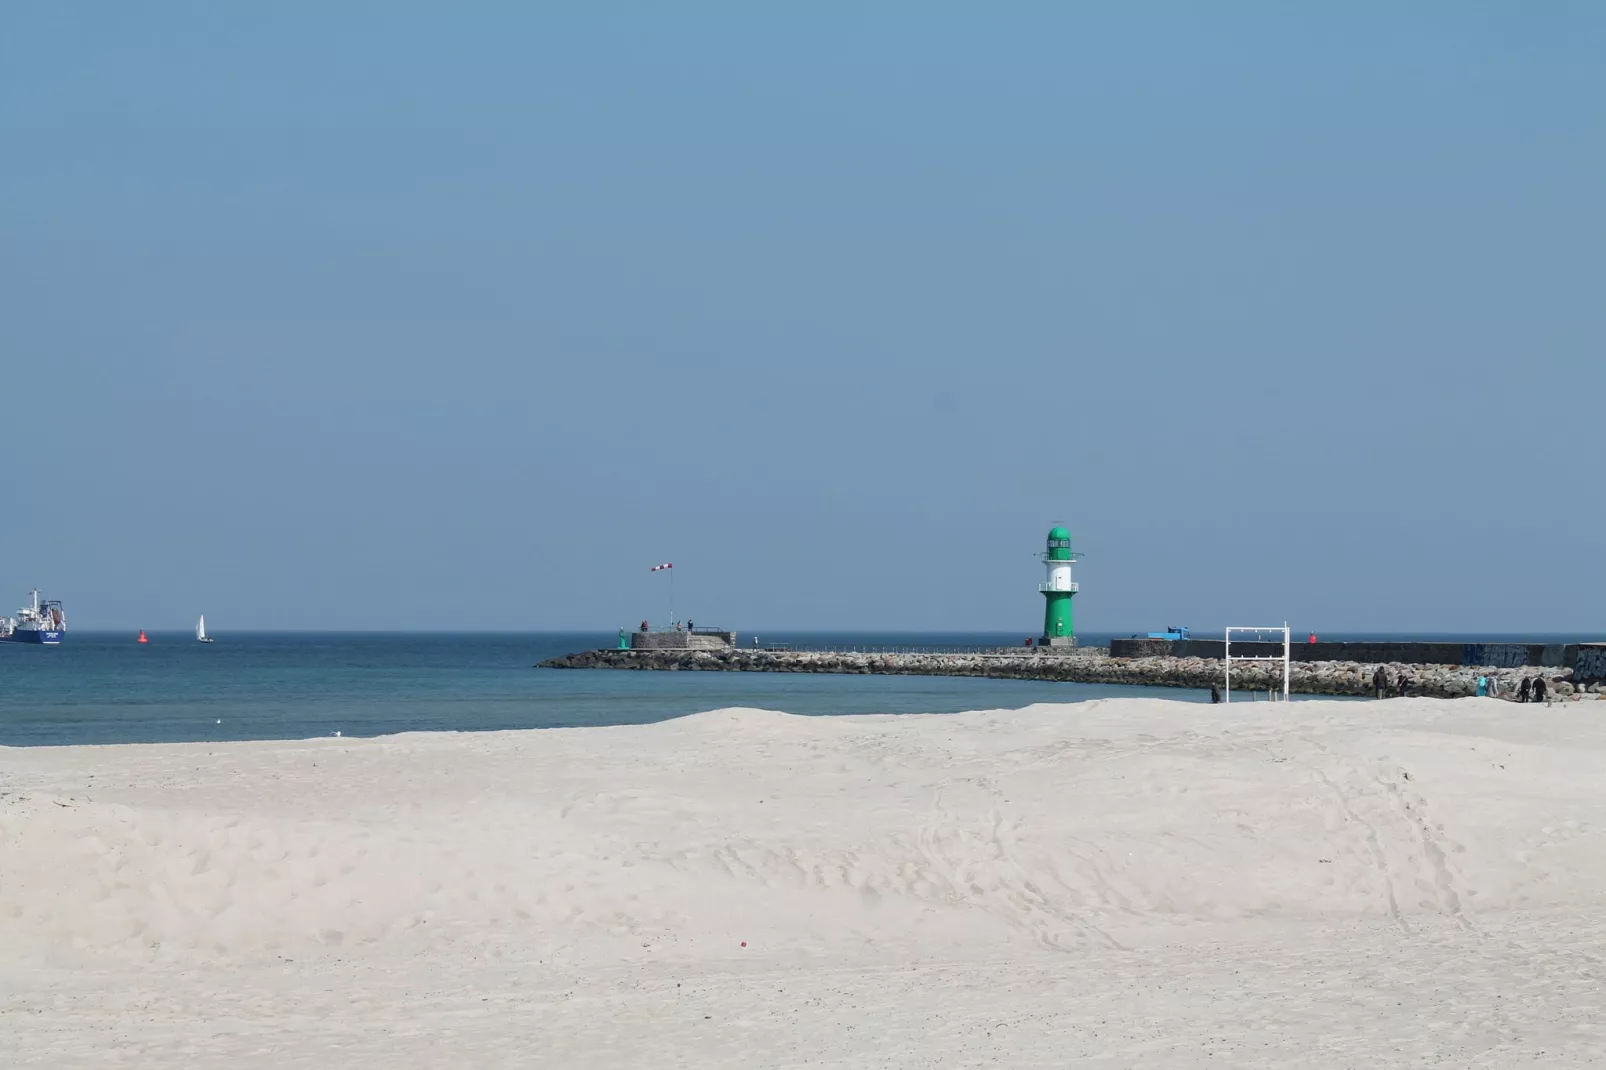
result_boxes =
[137,630,148,644]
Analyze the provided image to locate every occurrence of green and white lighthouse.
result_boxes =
[1039,525,1082,647]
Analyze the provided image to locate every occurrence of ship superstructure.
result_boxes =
[0,589,66,644]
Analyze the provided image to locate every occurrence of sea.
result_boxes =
[2,630,1595,747]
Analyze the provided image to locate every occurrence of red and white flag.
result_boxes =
[650,563,673,572]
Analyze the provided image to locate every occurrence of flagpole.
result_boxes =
[669,567,675,628]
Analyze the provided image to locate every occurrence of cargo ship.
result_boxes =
[0,589,66,644]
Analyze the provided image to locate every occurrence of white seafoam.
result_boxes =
[2,698,1604,1067]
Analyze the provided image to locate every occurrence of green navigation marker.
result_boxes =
[1039,524,1082,647]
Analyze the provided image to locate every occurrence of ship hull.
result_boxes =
[1,630,62,645]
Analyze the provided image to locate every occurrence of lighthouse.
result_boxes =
[1039,525,1081,647]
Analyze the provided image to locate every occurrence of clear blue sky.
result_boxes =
[3,5,1601,633]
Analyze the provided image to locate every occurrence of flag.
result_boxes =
[650,563,673,572]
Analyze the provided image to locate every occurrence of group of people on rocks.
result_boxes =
[1371,666,1412,699]
[1370,666,1552,702]
[1200,667,1561,703]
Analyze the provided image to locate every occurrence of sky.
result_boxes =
[2,4,1602,634]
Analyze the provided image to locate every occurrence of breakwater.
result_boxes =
[1111,637,1601,671]
[541,648,1598,700]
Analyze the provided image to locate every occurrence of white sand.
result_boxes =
[4,697,1605,1067]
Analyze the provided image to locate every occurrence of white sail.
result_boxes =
[197,615,207,641]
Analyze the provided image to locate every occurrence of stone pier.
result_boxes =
[540,647,1599,700]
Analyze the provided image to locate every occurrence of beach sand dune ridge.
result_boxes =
[3,699,1603,1066]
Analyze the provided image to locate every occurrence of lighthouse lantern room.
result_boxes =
[1038,524,1082,647]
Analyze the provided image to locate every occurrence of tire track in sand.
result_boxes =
[1310,768,1410,933]
[1377,768,1475,933]
[919,786,1122,952]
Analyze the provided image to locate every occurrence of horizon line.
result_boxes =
[38,628,1606,639]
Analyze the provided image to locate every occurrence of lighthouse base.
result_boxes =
[1039,635,1077,648]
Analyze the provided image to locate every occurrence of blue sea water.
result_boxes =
[0,630,1184,747]
[2,630,1593,747]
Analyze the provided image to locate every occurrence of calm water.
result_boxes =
[0,630,1200,747]
[3,630,1591,747]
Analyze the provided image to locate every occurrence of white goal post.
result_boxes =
[1224,624,1291,703]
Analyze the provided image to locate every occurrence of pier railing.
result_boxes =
[748,644,1108,657]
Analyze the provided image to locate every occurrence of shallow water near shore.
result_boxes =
[1,630,1584,747]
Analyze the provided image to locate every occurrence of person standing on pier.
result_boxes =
[1533,676,1548,704]
[1397,672,1410,698]
[1210,684,1221,704]
[1373,666,1389,700]
[1518,677,1532,703]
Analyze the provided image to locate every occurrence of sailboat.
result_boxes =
[197,615,214,643]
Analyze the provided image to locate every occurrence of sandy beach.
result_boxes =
[4,697,1604,1067]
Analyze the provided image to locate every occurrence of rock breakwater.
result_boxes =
[541,648,1592,700]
